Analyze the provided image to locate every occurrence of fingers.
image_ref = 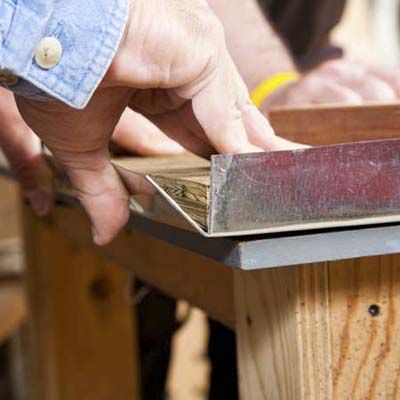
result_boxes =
[0,90,53,216]
[16,88,133,246]
[146,51,300,154]
[112,0,299,154]
[241,103,304,150]
[325,59,400,97]
[188,51,299,153]
[112,108,185,155]
[355,77,397,102]
[318,60,398,103]
[145,110,216,157]
[274,73,362,107]
[189,53,252,154]
[234,76,301,151]
[310,80,363,105]
[128,91,219,157]
[52,147,130,246]
[364,64,400,97]
[1,130,54,216]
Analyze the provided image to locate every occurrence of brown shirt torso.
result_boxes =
[258,0,347,63]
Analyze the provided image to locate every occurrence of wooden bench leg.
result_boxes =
[22,205,140,400]
[235,256,400,400]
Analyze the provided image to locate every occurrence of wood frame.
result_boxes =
[20,103,400,399]
[22,199,400,400]
[235,258,400,399]
[23,205,140,400]
[49,205,235,328]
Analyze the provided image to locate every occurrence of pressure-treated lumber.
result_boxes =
[235,256,400,400]
[115,155,210,229]
[23,205,140,400]
[269,103,400,145]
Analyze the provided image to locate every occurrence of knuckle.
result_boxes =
[194,7,225,43]
[207,14,225,40]
[337,91,362,104]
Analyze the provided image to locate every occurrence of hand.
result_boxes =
[17,0,294,245]
[105,0,283,154]
[111,108,185,156]
[0,87,185,219]
[0,88,54,217]
[263,59,400,109]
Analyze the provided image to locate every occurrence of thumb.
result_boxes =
[52,147,130,246]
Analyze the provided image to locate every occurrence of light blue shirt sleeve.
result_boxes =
[0,0,130,109]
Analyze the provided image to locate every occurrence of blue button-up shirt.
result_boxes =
[0,0,129,109]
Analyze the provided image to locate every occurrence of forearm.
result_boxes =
[208,0,297,90]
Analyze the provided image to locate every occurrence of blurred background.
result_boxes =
[0,0,400,399]
[333,0,400,65]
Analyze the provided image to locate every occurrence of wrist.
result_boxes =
[238,49,297,92]
[1,0,130,109]
[251,71,300,109]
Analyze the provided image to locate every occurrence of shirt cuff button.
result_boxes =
[35,37,63,70]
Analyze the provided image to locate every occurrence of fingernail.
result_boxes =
[27,191,52,217]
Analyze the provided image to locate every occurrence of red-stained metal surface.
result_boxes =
[210,139,400,234]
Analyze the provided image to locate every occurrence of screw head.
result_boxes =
[368,304,380,317]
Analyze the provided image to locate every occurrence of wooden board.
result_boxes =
[269,104,400,146]
[235,256,400,400]
[115,156,211,229]
[48,205,235,328]
[23,204,140,400]
[0,177,20,240]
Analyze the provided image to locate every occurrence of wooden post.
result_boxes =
[22,204,140,400]
[235,256,400,400]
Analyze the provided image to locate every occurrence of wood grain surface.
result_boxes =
[116,155,211,229]
[235,256,400,400]
[23,205,140,400]
[269,104,400,145]
[0,178,20,240]
[48,205,235,328]
[152,175,209,229]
